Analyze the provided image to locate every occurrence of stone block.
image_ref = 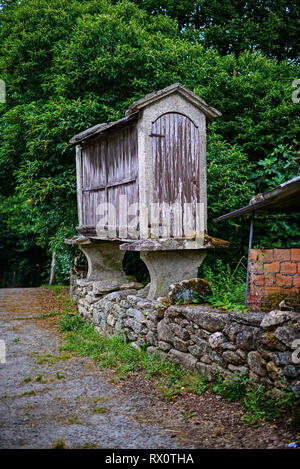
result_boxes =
[199,354,212,364]
[107,313,115,327]
[273,326,300,348]
[157,319,173,343]
[229,312,265,327]
[266,361,283,381]
[260,310,293,330]
[169,323,190,340]
[158,341,172,352]
[145,330,157,346]
[223,324,257,351]
[168,349,198,370]
[168,305,228,332]
[208,331,226,349]
[247,351,266,377]
[127,308,145,322]
[168,278,212,305]
[222,350,245,365]
[173,337,189,352]
[188,344,207,358]
[196,362,214,380]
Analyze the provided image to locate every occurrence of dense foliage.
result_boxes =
[127,0,299,62]
[0,0,299,285]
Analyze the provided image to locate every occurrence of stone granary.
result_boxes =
[66,84,229,299]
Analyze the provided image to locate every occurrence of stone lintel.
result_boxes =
[120,236,229,251]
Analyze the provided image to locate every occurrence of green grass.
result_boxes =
[56,311,298,426]
[21,390,36,396]
[196,257,248,312]
[33,311,62,319]
[50,290,299,428]
[23,377,32,383]
[57,311,209,400]
[93,407,107,414]
[41,284,68,292]
[210,369,296,425]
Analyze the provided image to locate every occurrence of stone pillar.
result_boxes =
[78,239,128,283]
[140,250,207,300]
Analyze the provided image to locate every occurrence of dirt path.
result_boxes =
[0,288,299,450]
[0,288,181,449]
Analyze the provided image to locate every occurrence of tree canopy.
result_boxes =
[0,0,299,285]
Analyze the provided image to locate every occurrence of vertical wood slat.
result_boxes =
[80,124,138,235]
[152,112,199,238]
[76,145,83,226]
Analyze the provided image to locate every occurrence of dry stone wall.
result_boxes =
[72,277,300,395]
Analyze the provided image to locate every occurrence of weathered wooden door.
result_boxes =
[81,125,138,237]
[152,112,200,238]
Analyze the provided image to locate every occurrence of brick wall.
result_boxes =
[248,248,300,310]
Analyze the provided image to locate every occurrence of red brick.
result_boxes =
[275,273,292,287]
[264,286,281,295]
[247,294,259,303]
[257,249,273,262]
[293,275,300,287]
[280,262,297,274]
[251,285,265,296]
[264,273,274,286]
[253,274,265,286]
[250,260,264,274]
[274,249,291,261]
[291,249,300,261]
[249,249,257,261]
[264,262,279,273]
[249,284,257,295]
[247,296,261,311]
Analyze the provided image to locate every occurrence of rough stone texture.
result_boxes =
[140,250,207,299]
[168,349,198,370]
[260,310,295,330]
[72,275,300,394]
[168,305,228,332]
[273,326,300,348]
[208,332,226,349]
[247,351,267,377]
[168,278,212,305]
[229,312,266,327]
[78,240,128,283]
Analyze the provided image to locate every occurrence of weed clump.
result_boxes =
[196,258,248,312]
[210,370,297,426]
[51,438,67,449]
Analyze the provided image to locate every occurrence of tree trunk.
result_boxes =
[49,251,56,285]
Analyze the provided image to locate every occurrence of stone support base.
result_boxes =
[140,250,207,299]
[78,239,128,284]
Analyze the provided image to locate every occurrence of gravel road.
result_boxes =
[0,288,180,449]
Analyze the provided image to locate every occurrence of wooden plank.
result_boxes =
[78,123,139,234]
[76,145,83,226]
[152,112,200,238]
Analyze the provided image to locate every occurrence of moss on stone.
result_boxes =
[168,278,213,305]
[261,292,300,313]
